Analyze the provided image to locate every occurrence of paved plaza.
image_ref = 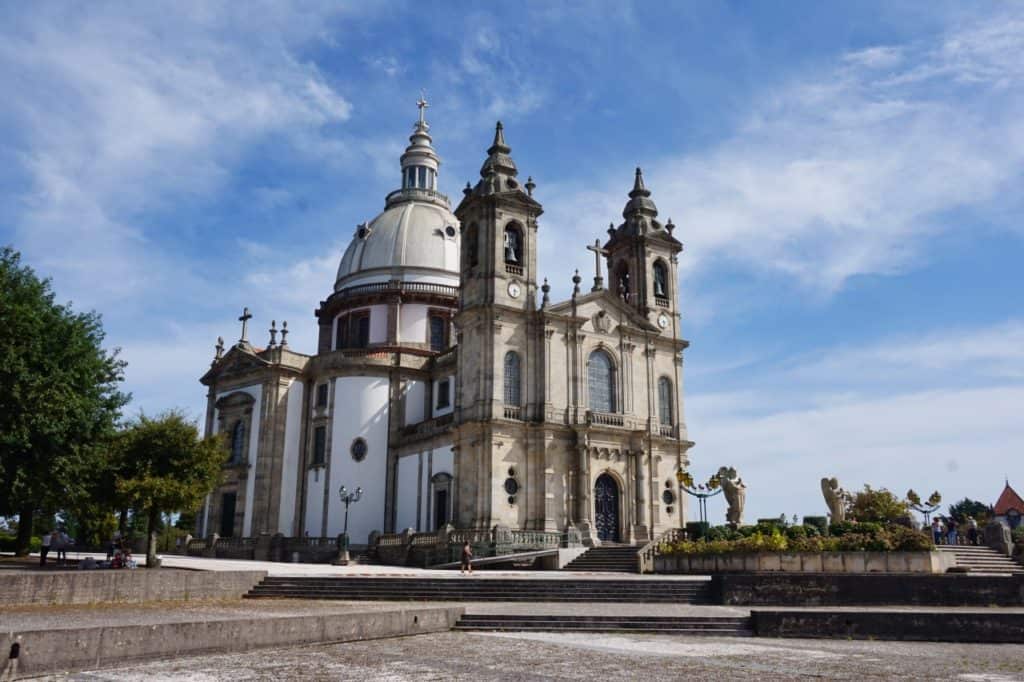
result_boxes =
[36,630,1024,681]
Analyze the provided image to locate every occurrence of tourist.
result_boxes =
[39,530,52,566]
[460,541,473,575]
[931,518,942,545]
[947,517,958,546]
[967,517,979,546]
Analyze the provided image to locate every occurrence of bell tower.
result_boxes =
[603,168,683,325]
[455,122,543,312]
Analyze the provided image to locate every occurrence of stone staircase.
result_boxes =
[245,576,712,603]
[454,613,752,635]
[937,545,1024,574]
[561,544,640,573]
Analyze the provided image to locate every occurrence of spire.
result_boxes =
[392,93,447,209]
[479,120,518,179]
[621,166,658,219]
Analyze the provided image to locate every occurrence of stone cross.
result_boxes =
[417,91,429,125]
[238,307,252,344]
[586,239,609,292]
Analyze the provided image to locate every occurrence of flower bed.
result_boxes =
[653,522,946,574]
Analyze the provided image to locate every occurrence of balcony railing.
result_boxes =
[335,280,459,302]
[658,424,676,438]
[401,412,455,438]
[505,263,524,276]
[503,405,523,420]
[586,410,624,427]
[655,296,670,308]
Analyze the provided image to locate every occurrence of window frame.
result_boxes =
[503,351,521,406]
[436,378,451,410]
[658,376,673,426]
[312,425,327,467]
[587,349,617,413]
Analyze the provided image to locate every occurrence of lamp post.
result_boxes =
[676,467,723,532]
[907,489,942,526]
[334,485,363,565]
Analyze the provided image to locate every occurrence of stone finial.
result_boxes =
[525,176,535,197]
[541,278,550,308]
[572,269,581,297]
[268,320,278,347]
[280,321,289,347]
[666,217,675,235]
[607,221,616,237]
[214,336,225,364]
[463,181,472,196]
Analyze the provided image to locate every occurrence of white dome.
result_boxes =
[335,198,460,291]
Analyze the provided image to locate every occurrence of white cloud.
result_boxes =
[542,13,1024,295]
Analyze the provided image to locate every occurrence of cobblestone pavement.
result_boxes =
[45,631,1024,681]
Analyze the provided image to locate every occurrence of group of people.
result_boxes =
[38,529,73,566]
[106,531,136,569]
[931,516,979,546]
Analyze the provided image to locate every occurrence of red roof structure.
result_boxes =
[994,482,1024,515]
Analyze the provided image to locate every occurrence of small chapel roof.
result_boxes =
[994,482,1024,515]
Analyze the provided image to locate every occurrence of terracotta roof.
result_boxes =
[994,483,1024,515]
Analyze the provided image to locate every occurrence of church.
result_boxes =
[196,100,694,548]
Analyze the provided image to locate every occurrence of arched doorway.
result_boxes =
[594,473,621,543]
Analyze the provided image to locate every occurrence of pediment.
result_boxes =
[548,290,659,333]
[200,344,271,384]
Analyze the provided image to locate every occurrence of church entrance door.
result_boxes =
[594,474,620,543]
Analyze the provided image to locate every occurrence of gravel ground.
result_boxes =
[41,631,1024,681]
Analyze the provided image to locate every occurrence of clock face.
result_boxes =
[657,313,670,329]
[507,281,521,298]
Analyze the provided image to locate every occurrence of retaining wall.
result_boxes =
[2,606,463,677]
[753,610,1024,643]
[715,573,1024,606]
[0,569,267,606]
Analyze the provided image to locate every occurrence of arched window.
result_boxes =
[504,351,521,405]
[429,314,447,352]
[587,350,616,413]
[615,262,631,303]
[503,224,523,264]
[658,377,673,425]
[229,420,245,464]
[653,261,669,300]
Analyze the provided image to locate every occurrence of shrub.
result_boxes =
[1010,526,1024,545]
[803,516,828,536]
[685,521,709,540]
[0,533,42,553]
[848,485,909,523]
[887,525,934,552]
[785,525,808,540]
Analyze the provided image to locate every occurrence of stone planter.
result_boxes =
[655,551,945,574]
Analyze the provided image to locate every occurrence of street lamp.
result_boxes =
[334,484,363,565]
[676,467,723,532]
[907,489,942,526]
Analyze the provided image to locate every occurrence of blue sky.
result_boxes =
[2,2,1022,522]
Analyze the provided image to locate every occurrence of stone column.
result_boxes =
[634,450,649,543]
[577,446,596,546]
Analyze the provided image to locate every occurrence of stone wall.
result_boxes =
[715,573,1024,606]
[0,569,267,606]
[753,610,1024,643]
[655,551,952,574]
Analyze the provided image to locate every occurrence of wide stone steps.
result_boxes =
[245,577,712,604]
[454,614,752,636]
[562,546,640,573]
[937,546,1024,574]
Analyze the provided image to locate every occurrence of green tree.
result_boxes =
[847,485,909,523]
[948,498,992,524]
[115,411,223,567]
[0,247,128,554]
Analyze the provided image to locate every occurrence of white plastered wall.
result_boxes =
[404,379,426,425]
[326,376,390,544]
[278,380,303,535]
[399,303,428,345]
[395,454,420,531]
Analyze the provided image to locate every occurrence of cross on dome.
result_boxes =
[416,90,429,125]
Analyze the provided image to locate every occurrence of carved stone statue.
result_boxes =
[718,466,746,526]
[821,477,847,523]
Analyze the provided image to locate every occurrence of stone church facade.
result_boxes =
[197,102,694,547]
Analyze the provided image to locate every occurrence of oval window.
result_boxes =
[350,437,368,462]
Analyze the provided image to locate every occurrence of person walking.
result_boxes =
[460,541,473,575]
[931,517,942,545]
[946,517,958,546]
[39,530,52,567]
[56,529,71,564]
[967,517,979,546]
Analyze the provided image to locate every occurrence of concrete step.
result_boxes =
[454,614,752,635]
